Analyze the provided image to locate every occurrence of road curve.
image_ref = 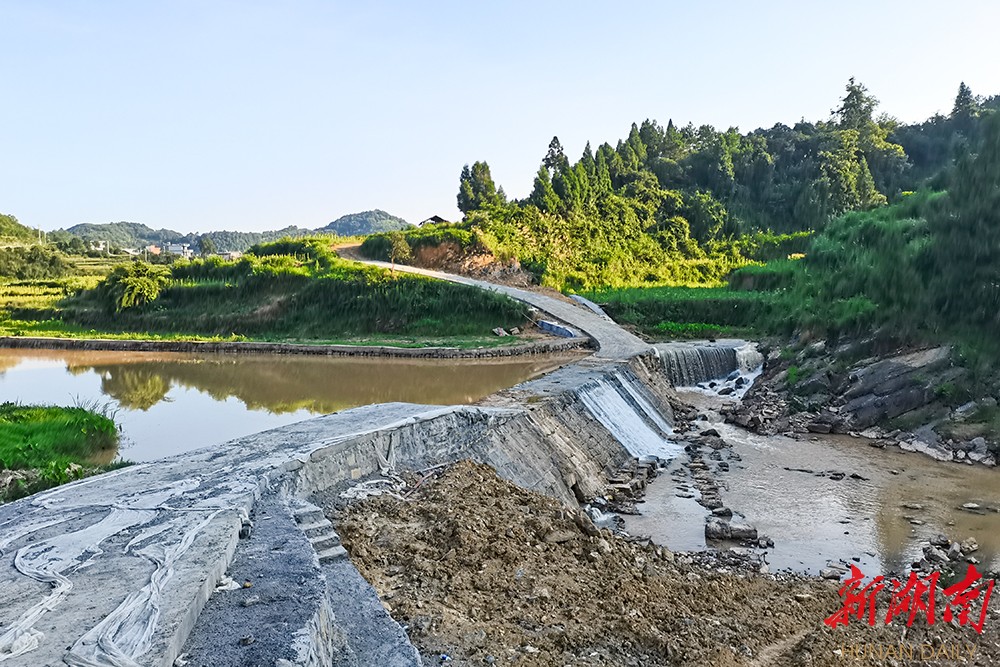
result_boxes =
[350,256,652,361]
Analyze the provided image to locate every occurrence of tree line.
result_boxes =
[436,80,997,290]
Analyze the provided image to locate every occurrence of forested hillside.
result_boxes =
[317,209,410,236]
[0,213,36,244]
[62,222,182,248]
[362,80,998,291]
[586,111,1000,351]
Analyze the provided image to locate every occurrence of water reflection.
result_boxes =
[0,348,580,461]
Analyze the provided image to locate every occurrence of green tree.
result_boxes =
[927,113,1000,325]
[951,82,979,134]
[529,166,562,213]
[457,161,503,214]
[835,78,878,131]
[388,231,411,278]
[542,136,568,173]
[199,235,217,256]
[101,261,170,312]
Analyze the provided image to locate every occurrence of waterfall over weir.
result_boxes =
[654,340,763,387]
[578,373,680,461]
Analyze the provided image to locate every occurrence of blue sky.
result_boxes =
[2,1,998,233]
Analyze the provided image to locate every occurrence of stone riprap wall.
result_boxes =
[0,348,755,667]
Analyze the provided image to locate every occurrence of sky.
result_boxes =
[2,1,999,233]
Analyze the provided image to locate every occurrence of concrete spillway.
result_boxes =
[0,256,760,667]
[655,340,764,387]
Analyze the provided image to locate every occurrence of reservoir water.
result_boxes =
[0,348,581,461]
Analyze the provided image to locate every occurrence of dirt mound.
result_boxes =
[337,462,871,666]
[411,242,536,289]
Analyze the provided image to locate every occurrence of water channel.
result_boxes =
[625,387,1000,577]
[0,348,582,462]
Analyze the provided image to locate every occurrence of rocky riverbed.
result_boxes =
[724,338,1000,467]
[332,461,1000,666]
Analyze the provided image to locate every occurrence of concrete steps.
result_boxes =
[294,501,348,563]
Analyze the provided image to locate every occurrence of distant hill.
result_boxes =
[65,222,182,248]
[0,213,37,243]
[56,210,411,254]
[197,227,313,253]
[317,210,410,236]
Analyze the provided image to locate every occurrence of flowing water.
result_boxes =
[626,388,1000,576]
[0,348,581,462]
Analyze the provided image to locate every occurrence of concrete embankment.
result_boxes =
[0,341,755,666]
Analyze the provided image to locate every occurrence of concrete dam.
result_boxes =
[0,265,762,667]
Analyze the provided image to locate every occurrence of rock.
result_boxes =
[712,507,733,518]
[705,517,731,540]
[510,327,521,335]
[543,529,579,544]
[947,543,964,561]
[923,546,948,563]
[962,502,982,510]
[899,439,954,462]
[929,533,950,547]
[902,502,924,511]
[797,373,831,395]
[727,370,741,381]
[961,537,980,553]
[729,519,758,541]
[735,377,747,388]
[820,568,844,580]
[718,387,735,396]
[807,422,832,434]
[699,428,721,438]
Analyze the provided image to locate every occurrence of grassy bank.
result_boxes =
[0,402,123,502]
[582,192,951,342]
[2,238,534,348]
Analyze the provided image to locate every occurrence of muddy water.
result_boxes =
[0,348,580,462]
[626,389,1000,576]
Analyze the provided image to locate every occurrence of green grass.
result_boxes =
[0,403,119,470]
[0,402,127,502]
[580,285,792,338]
[0,238,534,347]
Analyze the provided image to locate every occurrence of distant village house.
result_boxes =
[164,243,194,259]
